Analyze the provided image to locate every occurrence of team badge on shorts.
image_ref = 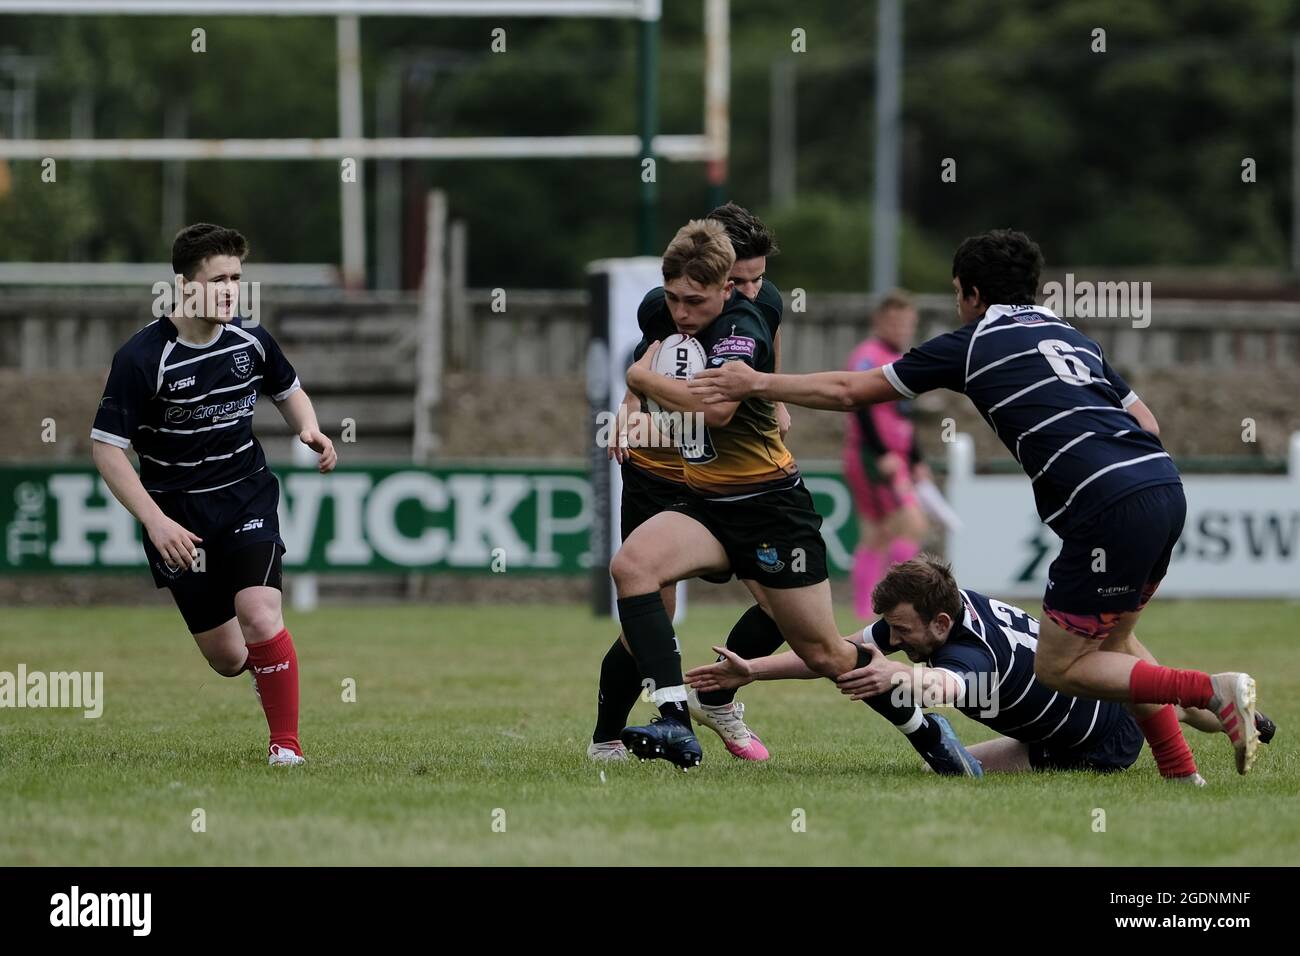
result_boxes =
[756,543,785,573]
[153,556,188,581]
[232,350,253,379]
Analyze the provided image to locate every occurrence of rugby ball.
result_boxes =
[645,333,708,416]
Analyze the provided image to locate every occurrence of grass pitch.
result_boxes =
[1,599,1296,866]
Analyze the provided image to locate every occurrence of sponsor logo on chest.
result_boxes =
[167,375,197,393]
[710,334,757,361]
[163,390,257,424]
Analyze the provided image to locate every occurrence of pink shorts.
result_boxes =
[844,454,917,522]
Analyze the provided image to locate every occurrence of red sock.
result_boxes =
[1136,704,1198,778]
[246,628,301,756]
[1129,659,1213,709]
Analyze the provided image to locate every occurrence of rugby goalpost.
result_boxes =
[0,0,732,276]
[1,0,731,614]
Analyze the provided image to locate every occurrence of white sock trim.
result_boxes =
[898,708,925,735]
[651,684,688,706]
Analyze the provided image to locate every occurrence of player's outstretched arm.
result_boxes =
[91,440,202,569]
[685,646,821,694]
[275,388,337,473]
[690,364,903,411]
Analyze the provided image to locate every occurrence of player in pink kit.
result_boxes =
[843,292,930,618]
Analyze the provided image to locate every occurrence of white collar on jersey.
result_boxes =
[981,303,1061,323]
[164,314,225,350]
[175,332,224,349]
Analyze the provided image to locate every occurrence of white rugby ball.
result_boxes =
[645,333,708,416]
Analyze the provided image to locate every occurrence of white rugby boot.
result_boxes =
[268,743,306,767]
[687,688,770,761]
[587,740,630,762]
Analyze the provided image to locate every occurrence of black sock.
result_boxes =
[855,642,876,668]
[617,592,691,729]
[593,637,643,743]
[657,699,691,725]
[697,603,786,706]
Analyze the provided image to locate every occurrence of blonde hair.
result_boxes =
[661,219,736,288]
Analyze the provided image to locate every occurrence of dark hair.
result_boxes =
[872,553,963,625]
[951,229,1043,307]
[171,223,248,279]
[706,201,779,261]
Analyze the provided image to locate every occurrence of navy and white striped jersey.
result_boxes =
[869,588,1127,750]
[881,304,1181,534]
[91,316,299,495]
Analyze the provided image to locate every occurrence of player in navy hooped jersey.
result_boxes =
[690,229,1262,783]
[91,223,337,767]
[685,556,1271,773]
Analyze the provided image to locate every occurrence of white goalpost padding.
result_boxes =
[587,257,687,623]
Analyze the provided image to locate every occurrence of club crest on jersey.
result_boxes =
[232,350,253,379]
[755,543,784,573]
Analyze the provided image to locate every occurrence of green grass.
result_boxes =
[1,599,1297,866]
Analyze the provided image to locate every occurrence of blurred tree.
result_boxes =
[0,1,1297,287]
